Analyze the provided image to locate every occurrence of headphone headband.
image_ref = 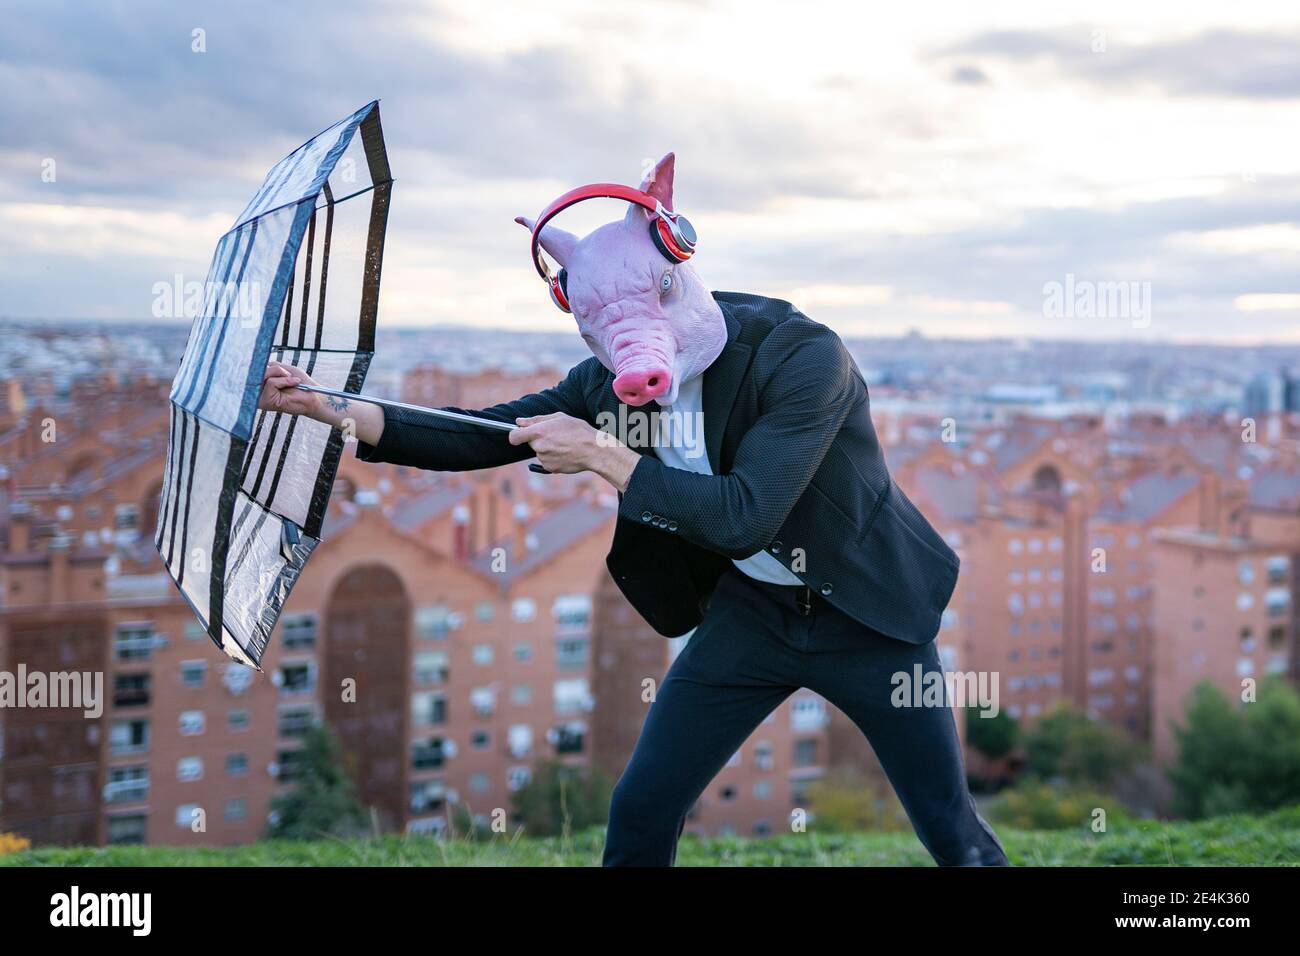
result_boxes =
[529,182,695,282]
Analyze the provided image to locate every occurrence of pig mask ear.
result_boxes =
[628,153,676,225]
[514,216,578,268]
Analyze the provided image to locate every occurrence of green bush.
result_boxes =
[510,760,612,837]
[984,779,1130,831]
[1024,704,1140,787]
[1169,677,1300,819]
[965,705,1019,761]
[805,769,911,834]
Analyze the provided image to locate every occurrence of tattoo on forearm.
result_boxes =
[325,395,350,413]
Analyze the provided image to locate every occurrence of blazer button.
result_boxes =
[641,511,653,522]
[668,521,678,531]
[770,541,783,554]
[820,583,833,596]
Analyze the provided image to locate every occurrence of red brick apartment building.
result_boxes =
[891,411,1300,761]
[0,370,831,846]
[3,368,1297,845]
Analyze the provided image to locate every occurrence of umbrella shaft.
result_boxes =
[294,383,517,432]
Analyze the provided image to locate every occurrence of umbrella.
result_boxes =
[155,101,393,669]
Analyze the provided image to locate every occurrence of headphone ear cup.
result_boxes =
[548,267,571,313]
[650,218,692,263]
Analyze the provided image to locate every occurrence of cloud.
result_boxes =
[941,27,1300,99]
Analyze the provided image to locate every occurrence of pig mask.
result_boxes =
[515,153,727,407]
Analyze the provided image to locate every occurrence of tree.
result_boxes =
[1169,678,1300,819]
[965,705,1019,761]
[511,760,612,837]
[1024,704,1139,788]
[267,723,368,839]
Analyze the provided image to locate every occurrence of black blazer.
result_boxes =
[357,291,959,645]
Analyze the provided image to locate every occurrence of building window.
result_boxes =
[552,594,592,630]
[413,691,449,726]
[414,650,450,685]
[415,605,452,639]
[177,757,204,782]
[553,678,590,716]
[179,710,205,736]
[109,719,150,755]
[228,709,251,732]
[755,741,774,771]
[282,613,318,650]
[114,504,139,531]
[474,602,495,622]
[512,598,537,623]
[180,660,207,688]
[278,662,315,695]
[410,779,446,814]
[112,673,150,708]
[507,724,534,759]
[511,683,533,706]
[471,730,490,749]
[469,773,490,793]
[276,749,306,782]
[792,738,819,768]
[551,721,585,754]
[1266,555,1289,584]
[277,706,313,738]
[412,737,447,770]
[106,814,147,845]
[472,644,494,666]
[184,620,206,642]
[513,642,533,662]
[226,753,249,777]
[470,687,496,718]
[113,623,155,661]
[106,766,149,804]
[224,798,248,822]
[1238,560,1256,585]
[790,696,827,732]
[1266,588,1290,617]
[507,766,531,792]
[754,780,774,800]
[556,637,589,669]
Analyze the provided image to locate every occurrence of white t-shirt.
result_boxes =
[653,374,804,586]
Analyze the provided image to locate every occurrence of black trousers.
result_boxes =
[602,568,1009,866]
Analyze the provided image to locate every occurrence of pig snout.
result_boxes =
[612,367,672,406]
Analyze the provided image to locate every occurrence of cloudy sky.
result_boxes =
[2,0,1298,342]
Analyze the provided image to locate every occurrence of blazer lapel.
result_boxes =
[702,302,750,473]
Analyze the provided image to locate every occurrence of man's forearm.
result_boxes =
[307,393,385,446]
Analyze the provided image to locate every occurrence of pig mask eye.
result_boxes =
[660,271,674,296]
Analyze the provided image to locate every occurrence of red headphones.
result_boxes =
[529,183,698,313]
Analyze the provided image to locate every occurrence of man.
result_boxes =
[259,154,1007,866]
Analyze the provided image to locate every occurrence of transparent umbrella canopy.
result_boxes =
[156,101,392,669]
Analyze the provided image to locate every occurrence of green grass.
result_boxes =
[6,805,1300,867]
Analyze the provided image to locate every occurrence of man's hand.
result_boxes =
[258,361,323,417]
[256,360,385,446]
[509,412,640,491]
